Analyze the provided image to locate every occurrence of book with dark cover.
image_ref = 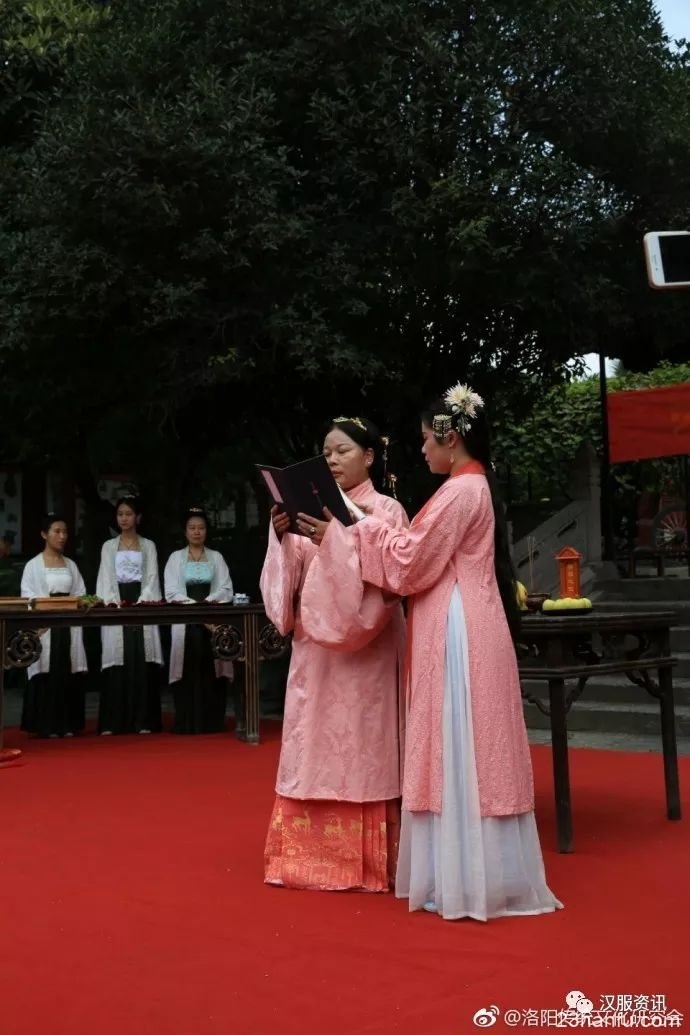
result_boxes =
[256,455,354,536]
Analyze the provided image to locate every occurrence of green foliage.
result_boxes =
[1,0,690,534]
[494,361,690,500]
[0,0,107,147]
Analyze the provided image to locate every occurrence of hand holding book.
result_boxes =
[257,455,358,538]
[296,490,368,544]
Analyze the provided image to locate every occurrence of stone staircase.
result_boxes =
[522,573,690,739]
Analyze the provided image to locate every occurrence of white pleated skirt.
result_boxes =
[396,586,563,921]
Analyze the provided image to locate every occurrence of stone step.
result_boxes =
[671,626,690,652]
[527,727,690,755]
[521,673,690,708]
[524,699,690,737]
[590,599,690,624]
[593,577,690,602]
[673,652,690,678]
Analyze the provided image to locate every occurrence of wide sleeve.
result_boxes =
[353,480,481,596]
[313,479,482,600]
[300,497,409,652]
[164,551,193,604]
[96,543,118,605]
[259,523,305,637]
[139,540,162,602]
[70,561,87,597]
[20,559,38,599]
[207,551,234,603]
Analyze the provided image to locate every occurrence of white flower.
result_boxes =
[444,382,484,419]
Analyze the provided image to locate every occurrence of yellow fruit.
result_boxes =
[542,599,556,611]
[515,581,528,610]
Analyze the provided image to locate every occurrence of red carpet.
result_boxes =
[1,727,688,1035]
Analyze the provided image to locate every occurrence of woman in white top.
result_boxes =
[20,514,88,738]
[164,508,234,733]
[96,496,163,735]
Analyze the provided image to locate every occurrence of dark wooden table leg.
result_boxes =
[243,612,261,745]
[0,619,5,753]
[0,619,23,763]
[549,676,573,852]
[658,661,681,821]
[232,673,247,742]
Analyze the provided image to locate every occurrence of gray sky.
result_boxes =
[583,2,687,374]
[655,0,689,41]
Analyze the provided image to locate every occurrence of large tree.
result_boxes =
[1,0,689,532]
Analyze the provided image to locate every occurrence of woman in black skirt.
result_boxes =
[164,508,234,733]
[96,496,163,735]
[20,514,88,737]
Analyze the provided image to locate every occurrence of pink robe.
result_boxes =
[259,479,407,803]
[313,469,534,818]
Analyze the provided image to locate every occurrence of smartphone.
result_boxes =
[643,231,690,289]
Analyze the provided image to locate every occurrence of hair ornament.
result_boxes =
[333,416,367,432]
[432,413,453,438]
[189,507,205,514]
[433,381,485,437]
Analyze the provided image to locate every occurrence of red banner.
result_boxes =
[607,382,690,463]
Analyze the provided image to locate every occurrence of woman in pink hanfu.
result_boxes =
[300,385,562,921]
[260,417,408,893]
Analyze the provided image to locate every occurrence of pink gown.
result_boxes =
[259,478,408,892]
[310,461,562,920]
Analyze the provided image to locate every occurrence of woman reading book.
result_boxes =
[299,385,562,922]
[260,417,407,893]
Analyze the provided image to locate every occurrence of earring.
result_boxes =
[450,452,455,466]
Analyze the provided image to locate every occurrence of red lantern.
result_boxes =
[555,546,582,599]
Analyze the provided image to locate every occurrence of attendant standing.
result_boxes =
[96,496,163,735]
[164,508,234,734]
[20,515,88,738]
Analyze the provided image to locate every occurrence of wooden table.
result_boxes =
[518,610,681,852]
[0,603,291,755]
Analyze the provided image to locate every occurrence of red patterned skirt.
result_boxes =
[264,794,400,892]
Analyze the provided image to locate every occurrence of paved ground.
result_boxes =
[526,727,690,755]
[3,687,690,754]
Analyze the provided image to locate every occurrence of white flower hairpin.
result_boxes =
[432,381,485,438]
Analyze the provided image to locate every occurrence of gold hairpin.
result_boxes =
[333,416,367,432]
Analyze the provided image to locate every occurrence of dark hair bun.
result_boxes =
[40,513,67,534]
[183,507,210,529]
[115,495,143,515]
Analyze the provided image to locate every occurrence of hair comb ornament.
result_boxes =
[189,507,205,514]
[433,382,485,437]
[333,416,367,432]
[432,414,453,438]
